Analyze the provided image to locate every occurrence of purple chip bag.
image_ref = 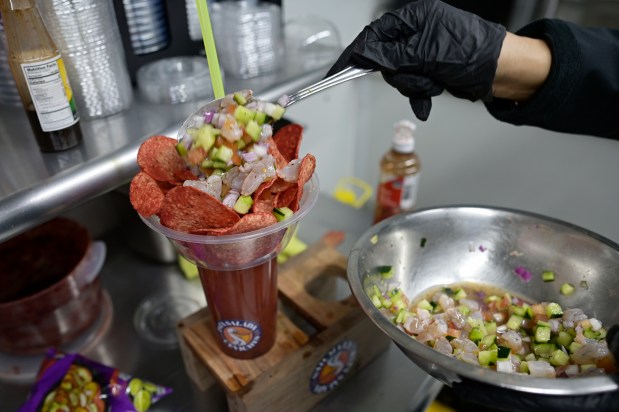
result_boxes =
[19,349,172,412]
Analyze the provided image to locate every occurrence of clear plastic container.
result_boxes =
[211,0,283,79]
[136,56,219,104]
[139,174,319,358]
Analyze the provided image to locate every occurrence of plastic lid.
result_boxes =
[392,120,416,153]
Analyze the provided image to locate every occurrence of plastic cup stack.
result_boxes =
[121,0,170,55]
[38,0,133,119]
[211,0,283,79]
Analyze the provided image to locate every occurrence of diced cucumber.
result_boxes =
[212,160,228,170]
[484,321,497,335]
[197,125,217,151]
[395,309,408,324]
[370,294,382,308]
[417,299,433,312]
[388,288,402,300]
[560,283,576,296]
[233,92,247,105]
[506,315,523,331]
[186,127,199,139]
[457,305,471,316]
[453,288,467,300]
[481,334,497,349]
[549,349,570,366]
[270,104,285,120]
[533,343,556,358]
[542,271,556,282]
[478,349,498,366]
[511,305,527,317]
[273,207,293,222]
[236,139,246,150]
[245,120,262,141]
[556,331,574,348]
[254,111,267,125]
[569,341,583,354]
[213,145,233,163]
[376,265,394,279]
[234,105,256,124]
[497,345,511,359]
[176,142,188,157]
[233,195,253,214]
[469,327,486,342]
[523,304,533,319]
[545,302,563,318]
[201,159,214,168]
[535,325,551,343]
[519,361,529,373]
[525,353,537,362]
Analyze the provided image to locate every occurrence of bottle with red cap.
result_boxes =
[374,120,421,223]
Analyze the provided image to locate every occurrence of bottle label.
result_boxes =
[377,173,420,211]
[21,55,79,132]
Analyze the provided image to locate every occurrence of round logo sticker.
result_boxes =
[216,320,261,352]
[309,339,357,394]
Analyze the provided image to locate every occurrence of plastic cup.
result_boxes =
[140,174,319,358]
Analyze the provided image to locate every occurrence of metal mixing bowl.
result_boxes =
[347,206,618,410]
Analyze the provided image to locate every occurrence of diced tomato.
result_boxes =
[447,328,462,339]
[187,146,207,165]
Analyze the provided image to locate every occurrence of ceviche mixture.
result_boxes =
[366,271,615,378]
[129,89,316,235]
[176,89,293,210]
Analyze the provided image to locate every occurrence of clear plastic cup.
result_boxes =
[140,174,319,358]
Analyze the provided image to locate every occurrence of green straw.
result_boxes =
[196,0,225,99]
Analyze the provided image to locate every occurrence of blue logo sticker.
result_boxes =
[309,339,357,394]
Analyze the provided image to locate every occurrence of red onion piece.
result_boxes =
[514,266,533,282]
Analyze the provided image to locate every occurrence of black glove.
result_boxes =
[326,0,506,120]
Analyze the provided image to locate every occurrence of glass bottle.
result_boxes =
[374,120,421,223]
[0,0,82,152]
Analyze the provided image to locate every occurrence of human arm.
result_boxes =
[328,1,619,139]
[492,32,551,102]
[485,19,619,139]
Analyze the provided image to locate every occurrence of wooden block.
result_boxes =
[177,238,391,412]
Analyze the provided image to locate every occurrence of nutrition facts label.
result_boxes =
[21,55,78,132]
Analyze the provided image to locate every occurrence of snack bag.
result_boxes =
[18,349,172,412]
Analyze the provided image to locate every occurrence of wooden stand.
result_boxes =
[177,234,391,412]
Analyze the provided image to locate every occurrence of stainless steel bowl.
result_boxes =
[347,206,618,409]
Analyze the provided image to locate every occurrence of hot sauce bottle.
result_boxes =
[374,120,421,223]
[0,0,82,152]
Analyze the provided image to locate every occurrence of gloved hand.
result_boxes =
[326,0,506,120]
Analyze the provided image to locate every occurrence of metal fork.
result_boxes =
[283,66,374,107]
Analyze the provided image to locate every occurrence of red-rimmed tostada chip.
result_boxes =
[129,171,165,217]
[137,135,187,184]
[272,124,303,163]
[159,186,240,233]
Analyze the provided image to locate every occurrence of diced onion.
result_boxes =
[242,151,258,163]
[277,94,290,107]
[253,143,268,158]
[192,115,204,128]
[203,111,214,124]
[514,266,533,282]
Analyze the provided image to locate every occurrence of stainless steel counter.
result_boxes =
[0,66,326,243]
[0,193,440,412]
